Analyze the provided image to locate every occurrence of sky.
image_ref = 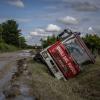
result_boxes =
[0,0,100,45]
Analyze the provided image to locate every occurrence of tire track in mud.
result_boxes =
[0,61,16,79]
[1,58,37,100]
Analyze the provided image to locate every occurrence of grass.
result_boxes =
[0,42,18,52]
[71,56,100,100]
[29,56,100,100]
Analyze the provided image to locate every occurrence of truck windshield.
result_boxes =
[63,38,90,65]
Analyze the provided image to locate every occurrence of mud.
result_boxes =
[0,56,36,100]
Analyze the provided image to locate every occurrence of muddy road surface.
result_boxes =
[0,52,23,89]
[0,51,36,100]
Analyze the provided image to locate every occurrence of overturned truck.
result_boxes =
[40,29,95,80]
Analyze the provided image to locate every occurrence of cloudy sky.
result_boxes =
[0,0,100,45]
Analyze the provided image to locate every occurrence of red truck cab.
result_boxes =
[48,41,80,79]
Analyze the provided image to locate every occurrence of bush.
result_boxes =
[0,42,18,52]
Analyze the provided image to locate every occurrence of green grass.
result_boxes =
[0,42,18,52]
[71,56,100,100]
[29,57,100,100]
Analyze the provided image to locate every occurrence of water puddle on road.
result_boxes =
[0,62,17,86]
[14,84,36,100]
[0,65,17,100]
[0,58,36,100]
[0,61,10,70]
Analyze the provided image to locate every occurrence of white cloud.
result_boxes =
[58,16,79,25]
[30,32,39,36]
[46,24,61,32]
[35,28,45,33]
[29,24,61,38]
[30,28,48,36]
[88,27,97,35]
[80,33,86,37]
[88,27,93,31]
[30,31,52,37]
[8,0,24,8]
[25,35,32,40]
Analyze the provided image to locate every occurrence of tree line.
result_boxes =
[83,34,100,54]
[0,20,27,49]
[41,33,100,54]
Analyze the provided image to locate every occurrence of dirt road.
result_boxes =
[0,51,36,100]
[0,52,22,89]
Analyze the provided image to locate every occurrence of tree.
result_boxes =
[41,34,57,48]
[2,20,21,46]
[83,34,100,53]
[0,24,3,42]
[18,36,27,48]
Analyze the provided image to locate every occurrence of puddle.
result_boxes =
[14,95,36,100]
[0,61,9,69]
[0,58,36,100]
[0,92,5,100]
[17,51,31,58]
[15,84,36,100]
[0,65,17,89]
[20,84,30,96]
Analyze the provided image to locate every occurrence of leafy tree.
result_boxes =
[41,34,57,48]
[40,38,48,48]
[2,20,21,46]
[18,36,27,48]
[83,34,100,53]
[0,24,3,42]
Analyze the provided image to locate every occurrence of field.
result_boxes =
[29,56,100,100]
